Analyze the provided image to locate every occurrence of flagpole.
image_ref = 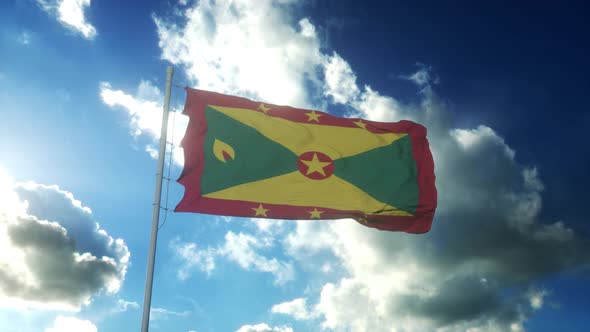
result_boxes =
[141,65,174,332]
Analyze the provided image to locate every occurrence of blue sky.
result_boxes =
[1,1,589,331]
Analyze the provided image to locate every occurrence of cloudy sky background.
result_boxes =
[1,0,589,331]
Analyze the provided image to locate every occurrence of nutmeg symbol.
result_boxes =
[213,138,235,163]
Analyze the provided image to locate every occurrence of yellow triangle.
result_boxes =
[209,105,407,160]
[203,171,412,217]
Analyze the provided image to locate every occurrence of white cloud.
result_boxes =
[353,86,406,121]
[150,307,191,321]
[0,168,129,311]
[528,289,546,310]
[172,231,294,285]
[99,81,163,138]
[45,316,97,332]
[235,323,293,332]
[37,0,97,39]
[283,220,336,257]
[220,231,294,285]
[17,31,32,45]
[171,239,217,279]
[451,126,515,159]
[400,63,440,87]
[116,299,140,313]
[250,218,288,235]
[215,216,234,223]
[271,298,316,320]
[154,0,323,108]
[316,277,410,331]
[99,81,188,165]
[323,52,360,104]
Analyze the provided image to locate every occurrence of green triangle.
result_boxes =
[201,106,299,195]
[333,135,419,214]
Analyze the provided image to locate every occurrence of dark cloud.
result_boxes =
[14,184,113,259]
[283,68,590,331]
[428,214,590,283]
[5,216,117,302]
[402,276,508,325]
[0,182,129,310]
[346,118,590,329]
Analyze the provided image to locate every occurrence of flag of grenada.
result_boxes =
[175,88,437,233]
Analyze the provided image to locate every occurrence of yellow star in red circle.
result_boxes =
[252,204,270,217]
[308,208,323,219]
[300,153,331,176]
[305,111,321,122]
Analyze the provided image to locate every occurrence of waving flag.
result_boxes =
[175,88,437,233]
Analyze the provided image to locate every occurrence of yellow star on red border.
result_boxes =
[308,208,323,219]
[258,103,271,114]
[252,204,270,217]
[356,215,369,225]
[305,111,321,122]
[353,120,367,129]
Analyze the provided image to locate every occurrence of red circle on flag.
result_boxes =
[297,151,334,180]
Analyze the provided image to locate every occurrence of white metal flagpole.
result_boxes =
[141,65,174,332]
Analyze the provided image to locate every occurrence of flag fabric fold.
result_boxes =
[175,88,437,233]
